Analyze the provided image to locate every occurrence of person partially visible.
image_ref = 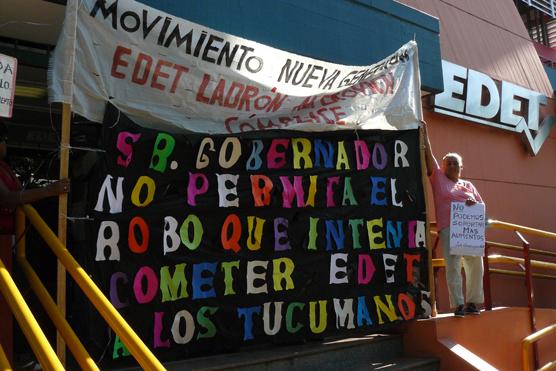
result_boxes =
[0,119,70,365]
[422,120,485,317]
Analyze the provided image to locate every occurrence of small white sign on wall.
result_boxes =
[0,53,17,118]
[449,201,486,256]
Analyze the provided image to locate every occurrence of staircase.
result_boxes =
[138,334,439,371]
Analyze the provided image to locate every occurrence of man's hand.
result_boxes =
[47,179,71,197]
[420,119,437,176]
[465,198,477,206]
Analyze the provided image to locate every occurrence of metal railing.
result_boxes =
[16,205,166,371]
[523,324,556,371]
[0,257,63,370]
[0,343,10,371]
[432,255,556,271]
[430,219,556,371]
[522,0,556,18]
[488,221,556,371]
[15,209,98,371]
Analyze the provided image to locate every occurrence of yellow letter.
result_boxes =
[374,295,397,324]
[309,300,328,334]
[336,141,350,170]
[273,257,295,291]
[247,216,266,251]
[367,218,385,250]
[131,176,155,207]
[292,138,313,169]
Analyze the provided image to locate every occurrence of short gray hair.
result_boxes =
[442,152,463,165]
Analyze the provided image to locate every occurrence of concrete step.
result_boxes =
[160,334,420,371]
[358,357,440,371]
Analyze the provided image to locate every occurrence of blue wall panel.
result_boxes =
[137,0,442,92]
[544,65,556,93]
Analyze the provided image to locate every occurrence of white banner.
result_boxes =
[0,53,17,118]
[49,0,422,134]
[449,202,486,256]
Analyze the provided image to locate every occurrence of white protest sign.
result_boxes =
[48,0,421,134]
[449,202,486,256]
[0,53,17,118]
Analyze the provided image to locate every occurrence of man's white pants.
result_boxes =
[439,228,484,308]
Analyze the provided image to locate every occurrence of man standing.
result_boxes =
[422,121,484,317]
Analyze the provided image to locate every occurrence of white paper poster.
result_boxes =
[449,202,486,256]
[0,53,17,118]
[48,0,422,134]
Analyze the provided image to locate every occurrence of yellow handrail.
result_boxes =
[522,324,556,371]
[433,256,556,271]
[432,258,444,268]
[486,221,556,370]
[487,241,556,258]
[432,220,556,370]
[488,255,556,270]
[20,205,165,371]
[15,209,99,371]
[0,343,10,371]
[489,220,556,240]
[489,268,556,280]
[431,230,556,258]
[0,258,64,370]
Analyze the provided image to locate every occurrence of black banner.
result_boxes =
[81,104,429,364]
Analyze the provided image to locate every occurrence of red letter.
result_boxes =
[196,73,211,103]
[170,64,189,93]
[221,214,241,252]
[398,293,415,320]
[151,59,172,91]
[250,175,273,206]
[132,53,153,85]
[112,45,132,79]
[128,216,149,254]
[404,254,421,283]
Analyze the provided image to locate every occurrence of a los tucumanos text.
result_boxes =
[78,104,429,364]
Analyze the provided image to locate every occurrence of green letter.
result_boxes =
[159,263,188,302]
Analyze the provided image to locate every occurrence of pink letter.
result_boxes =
[133,266,158,304]
[153,312,170,348]
[116,132,142,167]
[267,139,290,169]
[408,220,416,248]
[358,254,375,284]
[326,176,340,207]
[280,176,305,208]
[187,172,209,206]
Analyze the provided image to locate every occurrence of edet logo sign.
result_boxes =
[433,60,555,155]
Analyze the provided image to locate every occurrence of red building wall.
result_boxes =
[424,108,556,312]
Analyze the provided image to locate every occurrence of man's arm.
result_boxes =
[0,179,70,207]
[421,120,438,176]
[471,183,484,204]
[462,181,483,206]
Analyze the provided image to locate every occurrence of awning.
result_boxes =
[398,0,554,97]
[534,41,556,64]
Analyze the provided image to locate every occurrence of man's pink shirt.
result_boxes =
[429,166,483,231]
